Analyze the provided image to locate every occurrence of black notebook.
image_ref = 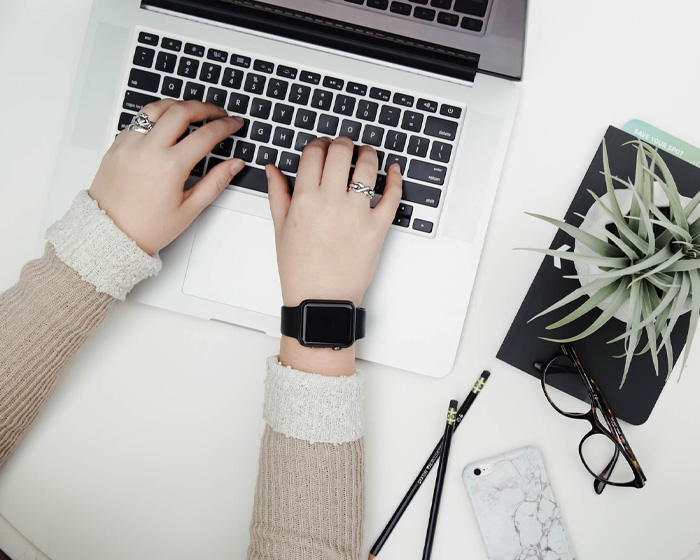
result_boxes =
[498,126,699,425]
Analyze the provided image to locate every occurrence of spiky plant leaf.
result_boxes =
[544,281,621,330]
[525,213,623,257]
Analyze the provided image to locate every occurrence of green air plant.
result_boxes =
[523,139,700,387]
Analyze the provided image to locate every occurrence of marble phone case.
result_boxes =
[463,446,575,560]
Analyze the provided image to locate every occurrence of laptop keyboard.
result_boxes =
[116,28,467,237]
[335,0,491,35]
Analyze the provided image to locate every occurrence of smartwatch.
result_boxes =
[281,300,366,350]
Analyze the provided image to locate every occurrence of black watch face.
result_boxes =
[301,302,355,347]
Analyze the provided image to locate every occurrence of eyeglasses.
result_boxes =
[534,343,646,494]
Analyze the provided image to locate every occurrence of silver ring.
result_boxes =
[347,181,375,198]
[127,112,155,135]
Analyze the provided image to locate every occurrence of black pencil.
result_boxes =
[421,399,458,559]
[368,371,490,560]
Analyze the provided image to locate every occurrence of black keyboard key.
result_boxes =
[429,140,453,163]
[128,68,160,92]
[402,180,441,207]
[317,114,339,135]
[356,100,378,121]
[250,121,272,143]
[453,0,487,16]
[378,106,401,127]
[413,219,433,233]
[295,109,317,130]
[272,103,294,124]
[276,65,298,80]
[244,73,266,94]
[416,98,438,113]
[251,98,272,119]
[266,79,289,100]
[227,92,250,113]
[295,132,317,152]
[161,76,183,98]
[273,127,294,148]
[424,116,458,140]
[177,57,200,78]
[254,59,275,74]
[184,43,205,57]
[191,157,205,177]
[409,0,428,4]
[118,112,134,131]
[300,71,321,85]
[138,32,159,46]
[460,17,483,32]
[200,63,222,84]
[233,118,250,138]
[310,89,333,110]
[414,7,436,20]
[339,119,361,141]
[369,87,391,102]
[133,47,155,68]
[346,82,367,96]
[230,165,268,193]
[155,51,177,73]
[368,0,389,7]
[183,81,205,101]
[123,90,159,112]
[222,67,243,89]
[207,48,228,63]
[431,0,451,6]
[361,125,384,146]
[231,54,251,68]
[161,37,182,51]
[234,140,256,162]
[390,1,412,14]
[333,95,356,116]
[393,215,410,228]
[212,137,234,157]
[407,160,447,185]
[396,202,414,218]
[440,104,462,118]
[345,0,365,4]
[407,136,430,157]
[437,12,459,26]
[207,157,225,174]
[384,130,407,151]
[385,154,407,174]
[206,87,227,108]
[393,92,414,107]
[290,84,312,105]
[376,150,385,169]
[323,76,344,90]
[279,152,300,173]
[256,146,278,166]
[401,111,424,132]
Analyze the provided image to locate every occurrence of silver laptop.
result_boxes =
[43,0,526,377]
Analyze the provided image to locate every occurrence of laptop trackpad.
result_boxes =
[182,206,282,317]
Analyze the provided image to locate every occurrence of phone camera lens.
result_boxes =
[474,468,482,476]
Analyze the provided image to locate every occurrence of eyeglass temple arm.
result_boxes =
[593,445,620,495]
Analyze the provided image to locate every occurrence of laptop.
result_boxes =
[42,0,527,377]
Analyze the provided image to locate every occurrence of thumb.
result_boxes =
[184,158,245,217]
[266,164,291,236]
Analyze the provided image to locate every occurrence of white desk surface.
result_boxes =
[1,1,700,559]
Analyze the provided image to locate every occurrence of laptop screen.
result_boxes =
[144,0,526,80]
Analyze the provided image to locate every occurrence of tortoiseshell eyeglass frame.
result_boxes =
[537,343,647,495]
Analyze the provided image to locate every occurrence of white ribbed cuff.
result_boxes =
[263,356,365,444]
[46,190,161,301]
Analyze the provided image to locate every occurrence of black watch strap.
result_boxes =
[281,301,366,343]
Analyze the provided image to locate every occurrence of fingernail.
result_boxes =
[230,158,245,174]
[217,106,228,113]
[230,115,244,122]
[390,163,402,175]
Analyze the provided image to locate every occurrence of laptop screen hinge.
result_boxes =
[142,0,478,83]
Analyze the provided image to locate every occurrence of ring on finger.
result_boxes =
[127,112,155,135]
[347,181,375,198]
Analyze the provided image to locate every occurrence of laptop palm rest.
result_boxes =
[182,205,282,317]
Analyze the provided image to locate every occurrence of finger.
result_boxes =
[183,158,245,218]
[373,163,403,227]
[266,164,291,237]
[148,101,229,146]
[120,98,177,138]
[294,137,331,194]
[348,145,379,205]
[320,136,355,196]
[174,115,244,168]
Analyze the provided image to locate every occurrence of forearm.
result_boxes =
[247,357,365,560]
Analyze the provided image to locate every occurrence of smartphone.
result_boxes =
[462,446,575,560]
